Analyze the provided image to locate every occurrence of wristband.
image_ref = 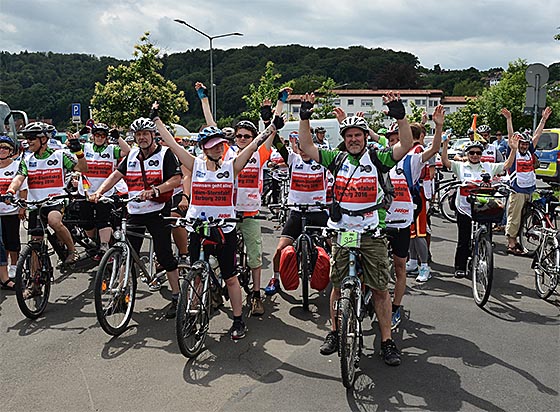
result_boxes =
[152,186,160,197]
[181,193,190,201]
[75,150,84,159]
[197,88,208,100]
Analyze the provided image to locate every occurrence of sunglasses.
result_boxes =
[0,146,12,150]
[235,133,253,140]
[25,135,42,141]
[468,151,482,156]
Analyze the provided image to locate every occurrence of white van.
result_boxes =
[267,118,342,148]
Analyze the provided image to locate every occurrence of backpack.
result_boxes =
[327,147,395,213]
[279,246,299,291]
[402,154,423,220]
[310,246,330,291]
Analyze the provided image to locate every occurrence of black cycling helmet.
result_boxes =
[315,126,326,134]
[92,123,110,135]
[339,116,369,137]
[234,120,258,138]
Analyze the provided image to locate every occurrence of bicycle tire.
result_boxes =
[338,288,358,388]
[300,238,311,312]
[15,243,52,319]
[94,247,137,336]
[534,236,559,300]
[519,207,544,257]
[176,268,210,358]
[236,234,252,296]
[472,231,493,307]
[440,190,457,223]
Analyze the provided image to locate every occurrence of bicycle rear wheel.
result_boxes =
[440,190,457,223]
[235,234,252,296]
[519,207,544,257]
[300,238,311,312]
[15,243,52,319]
[534,236,559,300]
[472,232,493,307]
[338,288,359,388]
[176,268,210,358]
[94,247,137,336]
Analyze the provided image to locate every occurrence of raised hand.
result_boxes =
[383,91,405,120]
[300,93,315,120]
[432,105,445,127]
[333,107,347,123]
[500,108,512,119]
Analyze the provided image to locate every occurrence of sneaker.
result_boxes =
[251,296,265,316]
[416,266,432,282]
[319,331,338,355]
[148,279,162,292]
[454,270,467,279]
[229,320,246,340]
[165,299,178,319]
[8,265,16,279]
[380,339,401,366]
[391,306,402,330]
[405,260,418,274]
[177,255,190,269]
[264,278,281,296]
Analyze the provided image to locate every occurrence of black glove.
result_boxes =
[109,129,120,143]
[67,138,82,153]
[386,99,406,120]
[79,126,90,136]
[1,192,14,204]
[149,106,160,121]
[272,115,285,131]
[260,105,273,122]
[299,101,314,120]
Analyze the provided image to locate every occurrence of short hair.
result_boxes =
[410,123,426,141]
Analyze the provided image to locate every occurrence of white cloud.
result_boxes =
[1,0,559,70]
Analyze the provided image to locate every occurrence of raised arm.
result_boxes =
[441,139,452,170]
[503,132,519,170]
[500,108,514,141]
[384,92,413,161]
[422,105,444,162]
[532,106,552,146]
[195,82,217,127]
[298,93,320,162]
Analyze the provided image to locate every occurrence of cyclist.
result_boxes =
[4,122,87,265]
[265,130,329,296]
[89,118,182,319]
[298,91,413,366]
[153,101,285,339]
[441,134,518,278]
[313,126,331,150]
[0,136,26,280]
[80,123,130,260]
[501,107,552,255]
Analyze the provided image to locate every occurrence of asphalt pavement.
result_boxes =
[0,213,558,412]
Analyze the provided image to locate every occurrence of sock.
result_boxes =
[392,304,400,313]
[252,290,261,299]
[273,271,280,279]
[420,262,429,268]
[408,259,418,268]
[233,315,243,324]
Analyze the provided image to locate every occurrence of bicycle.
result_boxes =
[323,224,395,388]
[518,189,559,256]
[174,216,239,358]
[532,226,560,300]
[465,181,509,307]
[234,213,268,298]
[267,169,290,229]
[93,196,170,336]
[3,194,71,319]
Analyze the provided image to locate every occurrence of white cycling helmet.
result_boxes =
[339,116,369,136]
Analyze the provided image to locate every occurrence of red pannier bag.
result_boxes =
[310,246,330,291]
[279,245,299,291]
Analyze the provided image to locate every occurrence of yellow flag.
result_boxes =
[471,114,486,143]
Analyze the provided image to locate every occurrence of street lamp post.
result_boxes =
[174,19,243,120]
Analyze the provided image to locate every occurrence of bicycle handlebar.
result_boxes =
[171,216,241,229]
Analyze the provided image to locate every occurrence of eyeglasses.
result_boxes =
[235,133,253,140]
[468,151,482,156]
[25,135,41,141]
[0,146,12,151]
[481,133,490,137]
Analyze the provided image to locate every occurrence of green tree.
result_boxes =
[313,78,340,119]
[241,61,284,123]
[444,97,479,136]
[90,32,188,128]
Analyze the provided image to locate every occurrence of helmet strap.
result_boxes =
[206,154,222,169]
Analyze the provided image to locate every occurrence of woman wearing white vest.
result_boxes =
[81,123,130,260]
[441,135,518,278]
[153,101,285,340]
[501,107,552,254]
[90,117,182,319]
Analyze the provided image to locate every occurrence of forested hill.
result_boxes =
[1,44,559,129]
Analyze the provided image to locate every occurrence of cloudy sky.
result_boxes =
[1,0,559,70]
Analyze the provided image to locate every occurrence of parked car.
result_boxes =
[446,138,471,160]
[535,128,560,185]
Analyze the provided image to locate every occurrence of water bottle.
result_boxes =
[209,255,221,278]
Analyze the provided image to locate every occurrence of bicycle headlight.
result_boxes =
[113,230,123,241]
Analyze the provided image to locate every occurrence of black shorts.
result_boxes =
[188,229,237,280]
[28,203,64,236]
[171,192,187,218]
[386,226,411,259]
[1,214,22,252]
[281,210,328,241]
[77,200,113,230]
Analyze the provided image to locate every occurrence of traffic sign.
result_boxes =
[525,63,549,86]
[71,103,81,123]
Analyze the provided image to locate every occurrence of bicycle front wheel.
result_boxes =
[15,243,52,319]
[338,288,359,388]
[94,247,137,336]
[300,238,312,312]
[519,207,544,257]
[472,232,493,307]
[176,269,210,358]
[534,236,559,300]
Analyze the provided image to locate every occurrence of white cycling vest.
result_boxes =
[0,161,24,215]
[481,145,497,163]
[124,147,167,215]
[186,158,235,233]
[235,150,265,213]
[287,153,327,209]
[25,150,66,202]
[328,152,383,233]
[511,151,536,188]
[456,162,492,217]
[83,143,119,194]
